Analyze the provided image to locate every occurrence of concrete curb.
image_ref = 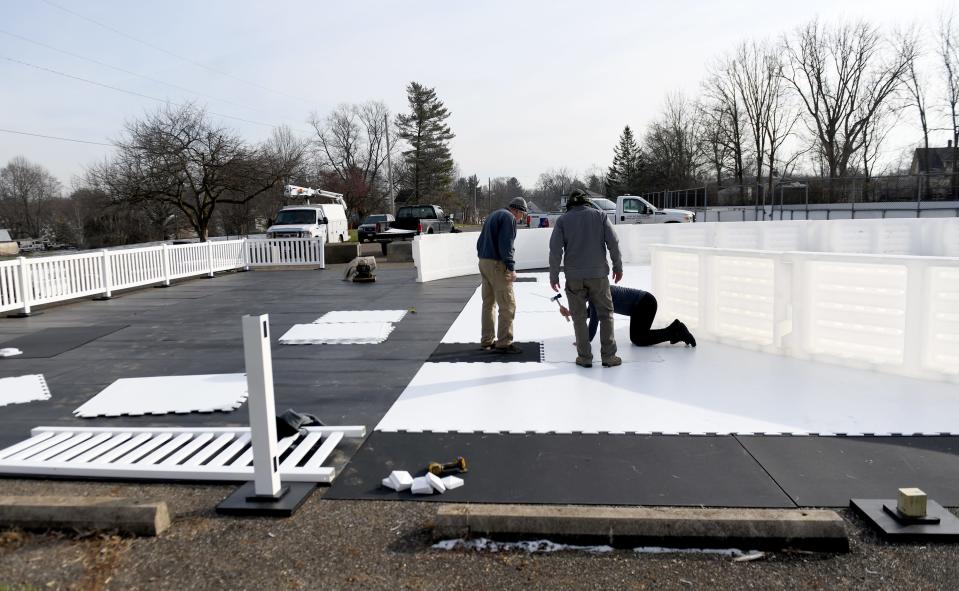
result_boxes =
[433,504,848,552]
[0,496,171,537]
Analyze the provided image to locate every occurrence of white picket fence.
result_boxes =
[650,244,959,383]
[0,237,325,315]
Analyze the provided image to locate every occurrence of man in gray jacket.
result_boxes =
[549,189,623,368]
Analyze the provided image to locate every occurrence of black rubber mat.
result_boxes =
[427,342,542,363]
[0,325,128,358]
[738,436,959,507]
[326,432,795,507]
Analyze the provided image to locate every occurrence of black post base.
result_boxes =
[216,482,316,517]
[6,311,38,318]
[851,498,959,541]
[93,295,112,301]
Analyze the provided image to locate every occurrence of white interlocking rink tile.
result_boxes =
[377,266,959,435]
[279,322,395,345]
[0,374,50,408]
[315,310,407,323]
[73,373,247,417]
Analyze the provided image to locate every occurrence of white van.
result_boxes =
[266,204,349,243]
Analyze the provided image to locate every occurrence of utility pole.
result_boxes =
[384,113,395,215]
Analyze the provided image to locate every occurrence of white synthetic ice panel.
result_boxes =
[73,373,247,418]
[279,322,394,345]
[315,310,407,323]
[0,374,50,407]
[375,344,959,435]
[442,268,653,344]
[0,348,23,358]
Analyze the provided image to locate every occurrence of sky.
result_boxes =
[0,0,954,192]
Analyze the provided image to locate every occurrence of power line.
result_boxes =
[40,0,317,107]
[1,54,290,130]
[0,28,261,115]
[0,127,114,146]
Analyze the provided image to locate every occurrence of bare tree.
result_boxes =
[782,19,915,178]
[89,104,303,241]
[903,28,932,190]
[643,93,703,188]
[310,101,396,220]
[940,11,959,195]
[0,156,61,238]
[702,60,749,185]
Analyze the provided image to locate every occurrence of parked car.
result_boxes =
[526,195,694,227]
[357,214,395,243]
[265,204,349,243]
[392,205,457,235]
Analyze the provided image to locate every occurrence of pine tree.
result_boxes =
[606,125,641,197]
[395,82,456,200]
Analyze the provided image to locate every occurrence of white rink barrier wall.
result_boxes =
[413,217,959,282]
[414,228,552,282]
[0,237,325,315]
[650,244,959,383]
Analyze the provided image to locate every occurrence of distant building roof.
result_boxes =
[0,229,12,242]
[911,146,957,174]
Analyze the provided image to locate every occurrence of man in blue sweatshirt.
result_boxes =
[476,197,528,354]
[549,189,623,368]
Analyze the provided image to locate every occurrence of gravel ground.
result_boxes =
[1,479,957,591]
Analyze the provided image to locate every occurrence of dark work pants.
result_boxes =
[629,293,674,346]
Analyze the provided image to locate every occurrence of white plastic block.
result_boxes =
[411,476,434,495]
[388,470,413,491]
[426,472,447,493]
[381,477,393,489]
[0,374,50,407]
[441,475,464,490]
[0,348,22,357]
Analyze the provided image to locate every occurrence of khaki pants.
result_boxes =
[565,277,616,361]
[479,258,515,347]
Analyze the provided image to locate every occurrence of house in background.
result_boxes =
[0,229,18,256]
[910,142,957,175]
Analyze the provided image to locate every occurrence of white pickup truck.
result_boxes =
[527,195,695,228]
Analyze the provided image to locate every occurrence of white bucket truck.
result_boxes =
[266,185,349,243]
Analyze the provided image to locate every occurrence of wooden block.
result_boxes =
[897,488,927,517]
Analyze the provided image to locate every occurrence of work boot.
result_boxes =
[494,343,523,355]
[480,343,495,351]
[602,355,622,367]
[575,357,593,368]
[667,320,697,347]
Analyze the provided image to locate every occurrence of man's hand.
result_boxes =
[550,281,561,292]
[613,271,623,284]
[558,304,571,321]
[507,270,517,283]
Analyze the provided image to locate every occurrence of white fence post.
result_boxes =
[16,257,32,316]
[161,243,172,287]
[241,238,250,271]
[242,314,281,498]
[100,249,113,299]
[318,236,326,269]
[207,241,215,278]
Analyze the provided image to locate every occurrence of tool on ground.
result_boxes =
[427,456,468,476]
[343,256,377,283]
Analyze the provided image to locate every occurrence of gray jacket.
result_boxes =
[548,205,623,285]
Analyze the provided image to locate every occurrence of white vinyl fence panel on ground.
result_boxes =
[650,244,959,382]
[0,237,324,315]
[0,425,365,483]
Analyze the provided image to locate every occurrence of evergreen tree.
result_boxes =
[606,125,641,197]
[395,82,456,200]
